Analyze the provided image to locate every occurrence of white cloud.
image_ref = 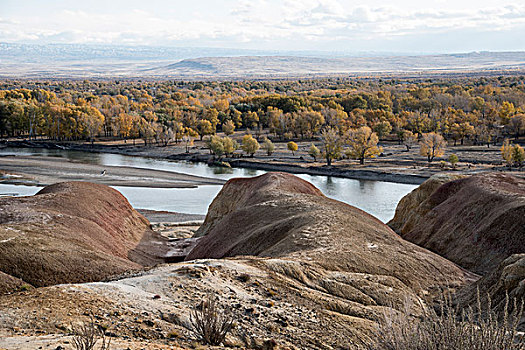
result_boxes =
[0,0,524,52]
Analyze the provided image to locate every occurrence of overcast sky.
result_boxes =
[1,0,524,53]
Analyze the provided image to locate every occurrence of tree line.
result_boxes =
[0,76,524,166]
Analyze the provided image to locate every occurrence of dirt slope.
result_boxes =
[0,181,166,291]
[389,173,525,274]
[187,172,474,294]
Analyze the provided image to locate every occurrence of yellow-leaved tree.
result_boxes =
[420,132,446,163]
[501,139,514,167]
[287,141,298,156]
[320,127,342,166]
[346,126,382,164]
[241,134,260,157]
[502,139,525,168]
[222,120,235,136]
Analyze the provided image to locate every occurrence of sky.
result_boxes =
[1,0,524,54]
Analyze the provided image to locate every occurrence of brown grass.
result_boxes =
[189,294,234,346]
[365,292,524,350]
[72,315,112,350]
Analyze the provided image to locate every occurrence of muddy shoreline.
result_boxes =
[0,148,225,188]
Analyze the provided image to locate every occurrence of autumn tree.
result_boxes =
[287,141,298,156]
[293,109,324,139]
[499,101,515,125]
[79,107,105,145]
[212,98,229,113]
[502,139,524,168]
[138,117,156,146]
[231,109,243,128]
[420,132,446,163]
[173,122,184,143]
[513,144,524,168]
[450,122,475,146]
[243,111,259,129]
[501,139,514,167]
[400,130,418,151]
[208,135,225,158]
[262,137,275,156]
[197,119,214,140]
[183,127,198,153]
[268,107,284,137]
[320,127,342,166]
[308,143,320,161]
[345,126,382,164]
[116,113,133,142]
[373,120,392,139]
[509,114,525,139]
[222,136,238,156]
[241,134,260,157]
[222,119,235,136]
[204,108,220,131]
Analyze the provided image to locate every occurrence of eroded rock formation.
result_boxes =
[0,173,487,349]
[389,173,525,274]
[0,181,167,291]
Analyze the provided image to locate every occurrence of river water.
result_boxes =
[0,148,417,222]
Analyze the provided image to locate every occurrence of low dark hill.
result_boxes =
[0,182,166,292]
[187,172,474,294]
[389,173,525,275]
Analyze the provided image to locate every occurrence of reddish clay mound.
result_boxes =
[0,182,164,292]
[389,173,525,274]
[187,172,474,293]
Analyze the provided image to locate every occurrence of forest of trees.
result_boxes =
[0,76,524,166]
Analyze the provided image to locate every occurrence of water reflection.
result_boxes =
[0,184,41,197]
[113,185,223,215]
[0,147,417,222]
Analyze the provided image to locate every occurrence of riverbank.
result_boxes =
[2,139,521,185]
[0,153,225,188]
[168,152,428,184]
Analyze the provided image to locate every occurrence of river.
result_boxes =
[0,148,417,222]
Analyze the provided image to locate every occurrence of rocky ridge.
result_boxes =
[389,173,525,274]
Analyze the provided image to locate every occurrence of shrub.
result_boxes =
[71,315,111,350]
[287,141,298,156]
[238,273,251,283]
[448,154,459,169]
[365,293,524,350]
[190,294,234,345]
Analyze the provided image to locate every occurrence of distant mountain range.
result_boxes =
[1,43,524,79]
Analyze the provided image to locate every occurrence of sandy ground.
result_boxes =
[137,209,204,224]
[0,155,225,188]
[0,334,185,350]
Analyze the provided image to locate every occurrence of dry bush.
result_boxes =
[366,292,524,350]
[71,315,111,350]
[189,294,234,345]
